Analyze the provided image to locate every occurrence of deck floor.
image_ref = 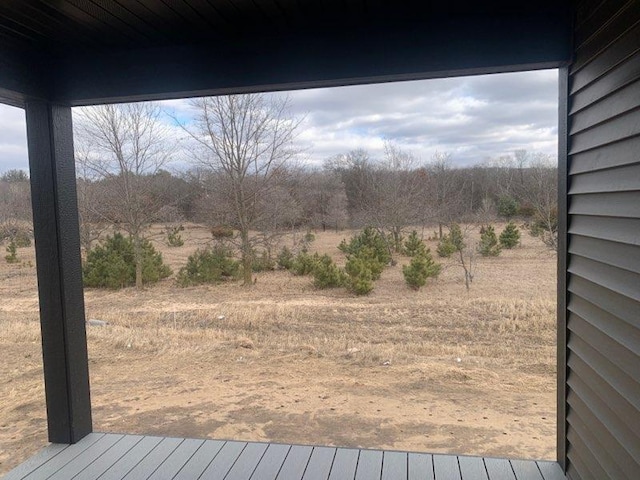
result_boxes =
[2,433,566,480]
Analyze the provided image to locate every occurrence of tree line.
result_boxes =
[1,94,558,287]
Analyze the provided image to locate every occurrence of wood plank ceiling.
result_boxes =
[0,0,566,52]
[0,0,400,51]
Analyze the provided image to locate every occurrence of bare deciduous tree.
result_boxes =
[425,152,466,238]
[364,143,424,252]
[182,94,302,285]
[0,170,32,242]
[517,154,558,250]
[75,102,175,288]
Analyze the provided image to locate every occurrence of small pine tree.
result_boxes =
[498,196,519,218]
[177,246,239,286]
[403,230,426,257]
[83,233,172,289]
[291,252,320,276]
[478,225,502,257]
[344,256,374,295]
[403,249,442,290]
[166,225,185,247]
[437,224,465,258]
[251,250,276,272]
[5,241,18,264]
[277,246,294,270]
[312,254,347,289]
[499,222,520,249]
[338,227,391,265]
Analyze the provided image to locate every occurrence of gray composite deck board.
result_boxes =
[301,447,336,480]
[354,449,383,480]
[381,451,407,480]
[433,454,462,480]
[1,444,69,480]
[276,445,313,480]
[250,444,291,480]
[483,458,516,480]
[224,442,269,480]
[535,462,567,480]
[122,436,183,480]
[75,434,144,480]
[327,448,359,480]
[147,438,204,480]
[172,440,225,480]
[458,456,489,480]
[510,460,543,480]
[199,441,246,479]
[47,434,124,480]
[21,433,106,480]
[2,435,567,480]
[97,436,164,480]
[408,453,434,480]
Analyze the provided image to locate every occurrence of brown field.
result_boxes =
[0,224,557,475]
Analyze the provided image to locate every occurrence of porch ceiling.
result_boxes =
[0,0,572,107]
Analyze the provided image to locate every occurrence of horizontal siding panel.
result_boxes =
[569,191,640,218]
[567,409,637,480]
[568,375,640,458]
[570,20,640,93]
[568,1,640,477]
[568,293,640,353]
[574,0,629,44]
[569,79,640,133]
[568,255,640,301]
[568,276,639,328]
[572,2,640,73]
[568,335,640,410]
[566,426,612,480]
[566,445,593,480]
[568,215,640,245]
[567,401,638,479]
[568,312,640,381]
[569,108,640,154]
[570,54,640,114]
[568,134,640,174]
[569,163,640,193]
[569,235,640,273]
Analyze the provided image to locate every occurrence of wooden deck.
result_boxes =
[2,433,566,480]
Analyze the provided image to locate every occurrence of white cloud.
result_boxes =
[0,69,558,173]
[0,104,28,172]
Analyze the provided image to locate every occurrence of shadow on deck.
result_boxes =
[2,433,566,480]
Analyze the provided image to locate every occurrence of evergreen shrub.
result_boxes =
[344,256,374,295]
[177,246,239,287]
[312,254,347,289]
[166,225,185,247]
[277,246,294,270]
[84,233,171,289]
[403,230,426,257]
[478,225,501,257]
[499,222,521,249]
[5,241,18,264]
[498,196,519,218]
[403,249,441,290]
[437,224,465,258]
[291,252,320,276]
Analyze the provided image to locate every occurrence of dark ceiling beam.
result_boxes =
[51,12,572,105]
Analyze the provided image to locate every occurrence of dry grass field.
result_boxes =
[0,223,557,475]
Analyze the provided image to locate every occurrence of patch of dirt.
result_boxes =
[0,224,557,475]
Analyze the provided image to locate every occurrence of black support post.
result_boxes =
[25,101,92,444]
[556,67,569,471]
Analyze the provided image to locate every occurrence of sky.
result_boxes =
[0,69,558,174]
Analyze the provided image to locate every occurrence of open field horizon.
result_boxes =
[0,223,557,475]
